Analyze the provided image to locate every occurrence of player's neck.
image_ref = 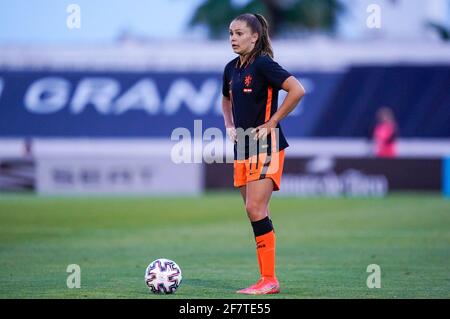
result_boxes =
[239,53,252,68]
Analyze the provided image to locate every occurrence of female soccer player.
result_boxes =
[222,13,305,295]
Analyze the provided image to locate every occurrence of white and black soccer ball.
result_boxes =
[144,258,182,294]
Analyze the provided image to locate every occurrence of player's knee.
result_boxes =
[245,200,266,220]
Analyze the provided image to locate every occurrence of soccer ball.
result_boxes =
[144,258,182,294]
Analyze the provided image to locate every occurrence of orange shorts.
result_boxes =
[233,150,285,191]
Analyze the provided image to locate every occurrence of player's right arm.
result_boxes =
[222,95,237,143]
[222,62,237,143]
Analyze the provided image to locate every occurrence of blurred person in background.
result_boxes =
[222,13,305,295]
[373,107,398,158]
[23,137,33,159]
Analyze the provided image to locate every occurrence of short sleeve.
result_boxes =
[222,64,230,97]
[256,56,292,90]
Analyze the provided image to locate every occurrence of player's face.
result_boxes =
[229,20,258,56]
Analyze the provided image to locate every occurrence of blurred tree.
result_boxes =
[189,0,345,38]
[426,21,450,41]
[285,0,345,33]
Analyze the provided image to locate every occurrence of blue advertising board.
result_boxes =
[0,70,341,138]
[444,158,450,198]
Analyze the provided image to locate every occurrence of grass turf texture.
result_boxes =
[0,192,449,299]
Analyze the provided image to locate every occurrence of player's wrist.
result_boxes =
[269,117,280,127]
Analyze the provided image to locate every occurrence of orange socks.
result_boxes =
[251,216,276,279]
[255,230,276,278]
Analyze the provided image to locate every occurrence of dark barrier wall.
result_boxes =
[0,157,35,192]
[205,157,442,196]
[0,70,339,137]
[0,157,444,195]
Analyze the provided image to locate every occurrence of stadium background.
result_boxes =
[0,0,449,299]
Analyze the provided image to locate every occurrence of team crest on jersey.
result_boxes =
[243,75,253,93]
[244,75,252,87]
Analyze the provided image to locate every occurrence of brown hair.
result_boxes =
[233,13,274,63]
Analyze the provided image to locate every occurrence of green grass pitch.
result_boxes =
[0,192,449,299]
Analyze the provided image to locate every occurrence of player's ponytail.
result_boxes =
[253,13,274,59]
[234,13,274,64]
